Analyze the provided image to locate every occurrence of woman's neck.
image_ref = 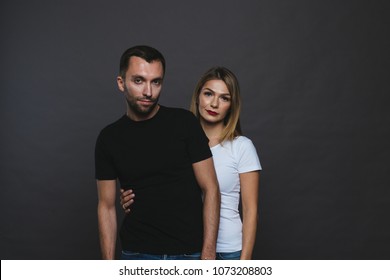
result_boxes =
[200,120,224,147]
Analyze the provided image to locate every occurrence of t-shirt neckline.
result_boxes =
[123,105,163,124]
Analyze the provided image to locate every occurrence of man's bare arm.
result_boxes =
[192,157,220,260]
[97,179,117,259]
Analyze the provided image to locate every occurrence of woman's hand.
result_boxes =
[120,189,135,214]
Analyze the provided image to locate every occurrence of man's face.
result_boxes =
[117,56,164,121]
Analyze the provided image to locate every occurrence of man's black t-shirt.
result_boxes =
[95,106,212,254]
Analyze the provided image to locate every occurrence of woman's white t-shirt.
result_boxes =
[211,136,262,253]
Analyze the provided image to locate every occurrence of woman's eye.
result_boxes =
[221,96,231,102]
[204,91,212,96]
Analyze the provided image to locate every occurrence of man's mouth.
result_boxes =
[138,99,155,105]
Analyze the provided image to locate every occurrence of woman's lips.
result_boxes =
[206,110,218,116]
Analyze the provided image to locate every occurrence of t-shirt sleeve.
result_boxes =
[237,137,262,173]
[184,111,212,163]
[95,131,118,180]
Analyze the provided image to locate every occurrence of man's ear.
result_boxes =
[117,76,125,92]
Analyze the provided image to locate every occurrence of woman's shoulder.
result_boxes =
[232,135,254,146]
[232,136,262,169]
[230,136,259,156]
[220,136,256,155]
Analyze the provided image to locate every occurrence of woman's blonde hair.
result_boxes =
[190,66,242,142]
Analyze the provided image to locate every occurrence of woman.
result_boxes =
[121,67,261,259]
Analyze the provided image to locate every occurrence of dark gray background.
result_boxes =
[1,0,389,259]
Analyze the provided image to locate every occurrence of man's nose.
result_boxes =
[143,83,152,97]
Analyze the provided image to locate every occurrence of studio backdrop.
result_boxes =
[1,0,389,259]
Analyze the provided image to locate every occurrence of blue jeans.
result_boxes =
[121,250,201,260]
[216,250,241,260]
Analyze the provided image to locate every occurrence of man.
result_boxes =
[95,45,220,260]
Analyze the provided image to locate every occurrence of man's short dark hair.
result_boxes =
[119,45,166,78]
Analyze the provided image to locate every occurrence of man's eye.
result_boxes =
[153,80,162,85]
[134,78,142,84]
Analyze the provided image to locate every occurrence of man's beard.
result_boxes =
[126,96,159,116]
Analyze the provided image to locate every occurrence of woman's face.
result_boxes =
[198,79,231,124]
